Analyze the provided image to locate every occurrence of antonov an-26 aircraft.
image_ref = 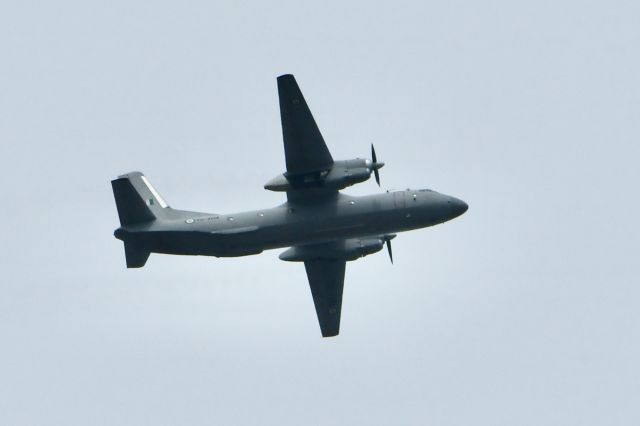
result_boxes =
[112,74,468,337]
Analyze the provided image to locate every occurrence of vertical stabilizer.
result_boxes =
[112,172,171,268]
[111,171,169,226]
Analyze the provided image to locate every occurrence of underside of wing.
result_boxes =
[278,74,334,175]
[304,259,346,337]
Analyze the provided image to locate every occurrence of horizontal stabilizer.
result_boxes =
[124,243,150,268]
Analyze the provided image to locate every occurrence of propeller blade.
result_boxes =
[371,144,382,186]
[383,234,395,264]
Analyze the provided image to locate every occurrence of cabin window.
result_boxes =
[227,217,234,221]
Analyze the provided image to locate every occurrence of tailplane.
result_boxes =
[124,242,150,268]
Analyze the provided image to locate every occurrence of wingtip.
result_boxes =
[320,323,340,338]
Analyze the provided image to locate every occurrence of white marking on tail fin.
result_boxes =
[140,175,169,208]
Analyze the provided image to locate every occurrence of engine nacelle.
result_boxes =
[279,238,384,262]
[345,238,385,260]
[264,159,373,192]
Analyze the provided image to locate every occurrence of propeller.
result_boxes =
[370,144,385,186]
[383,234,396,264]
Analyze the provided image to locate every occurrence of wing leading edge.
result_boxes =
[304,259,346,337]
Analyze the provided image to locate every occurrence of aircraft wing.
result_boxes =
[277,74,334,175]
[304,258,346,337]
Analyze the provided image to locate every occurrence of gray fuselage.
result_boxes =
[115,189,468,258]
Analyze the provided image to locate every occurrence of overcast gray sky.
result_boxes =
[1,1,639,425]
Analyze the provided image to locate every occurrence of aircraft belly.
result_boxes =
[123,230,262,257]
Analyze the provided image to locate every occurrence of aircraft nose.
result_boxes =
[448,197,468,218]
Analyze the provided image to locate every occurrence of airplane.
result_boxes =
[111,74,468,337]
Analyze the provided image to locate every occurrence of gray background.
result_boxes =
[1,1,639,425]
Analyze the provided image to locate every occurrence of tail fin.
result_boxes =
[112,172,170,268]
[111,171,169,226]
